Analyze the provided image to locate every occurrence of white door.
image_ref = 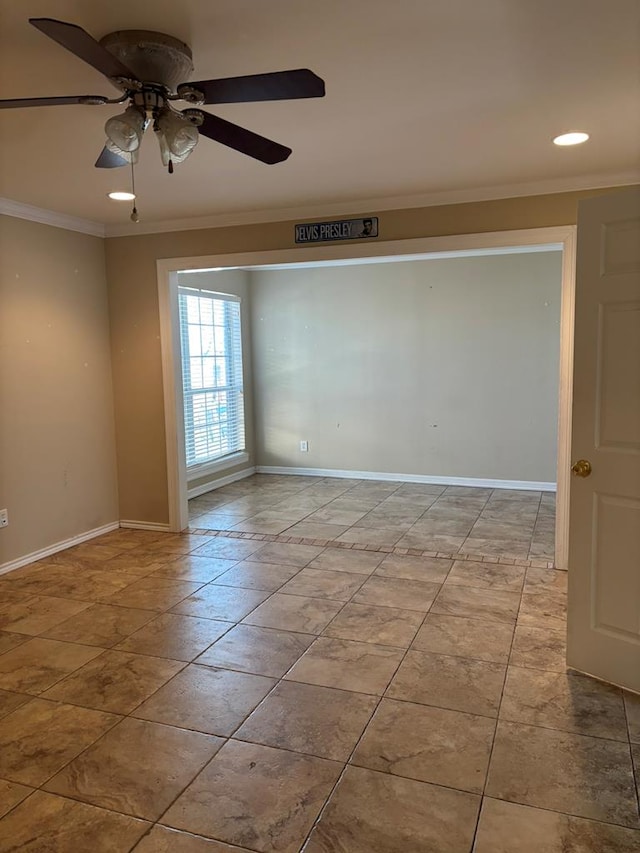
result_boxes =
[567,187,640,693]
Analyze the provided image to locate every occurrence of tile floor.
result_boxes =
[188,475,556,563]
[0,475,638,851]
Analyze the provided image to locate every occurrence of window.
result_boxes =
[178,286,245,470]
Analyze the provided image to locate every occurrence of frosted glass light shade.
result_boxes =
[105,106,145,153]
[156,109,199,164]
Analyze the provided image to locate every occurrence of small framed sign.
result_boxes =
[295,216,378,244]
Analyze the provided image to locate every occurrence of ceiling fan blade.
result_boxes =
[187,69,325,104]
[197,112,292,164]
[95,146,128,168]
[0,95,108,109]
[29,18,137,81]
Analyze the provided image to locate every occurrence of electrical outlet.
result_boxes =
[0,509,8,527]
[299,440,309,452]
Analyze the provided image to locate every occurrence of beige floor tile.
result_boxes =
[0,594,90,635]
[42,650,184,714]
[0,638,102,695]
[323,603,424,647]
[42,603,155,647]
[133,664,275,735]
[279,568,366,601]
[0,631,28,657]
[45,717,223,820]
[284,521,350,539]
[285,637,403,694]
[100,552,171,577]
[211,560,300,591]
[518,590,567,629]
[412,613,513,663]
[242,593,343,634]
[139,534,215,555]
[247,542,325,566]
[354,508,423,530]
[387,650,506,717]
[409,517,475,536]
[468,521,533,542]
[196,624,313,677]
[307,548,384,574]
[0,689,31,720]
[149,555,238,583]
[352,576,441,612]
[444,560,525,592]
[352,698,494,793]
[431,584,520,624]
[486,720,639,828]
[115,613,232,661]
[0,779,32,819]
[374,554,451,583]
[474,798,640,853]
[523,567,568,595]
[509,624,567,672]
[0,790,149,853]
[191,538,262,561]
[0,698,119,786]
[337,527,406,547]
[500,666,628,741]
[100,577,203,612]
[237,680,377,760]
[171,584,270,621]
[625,692,640,743]
[442,487,492,499]
[162,740,341,852]
[5,566,136,602]
[133,825,249,852]
[304,764,480,853]
[306,506,369,525]
[459,537,530,558]
[395,531,466,551]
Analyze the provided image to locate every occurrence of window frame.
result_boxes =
[177,286,247,477]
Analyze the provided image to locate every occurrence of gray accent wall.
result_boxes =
[250,251,562,483]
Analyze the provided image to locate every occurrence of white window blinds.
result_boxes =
[178,286,245,468]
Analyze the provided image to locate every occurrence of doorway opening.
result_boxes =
[158,227,576,569]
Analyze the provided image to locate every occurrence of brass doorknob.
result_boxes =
[571,459,592,477]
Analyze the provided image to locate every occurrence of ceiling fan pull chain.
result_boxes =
[130,161,140,222]
[168,159,174,174]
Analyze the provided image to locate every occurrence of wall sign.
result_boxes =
[294,216,378,244]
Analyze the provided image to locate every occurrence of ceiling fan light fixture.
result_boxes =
[105,105,146,153]
[156,108,199,166]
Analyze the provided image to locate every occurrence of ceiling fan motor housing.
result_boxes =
[99,30,194,91]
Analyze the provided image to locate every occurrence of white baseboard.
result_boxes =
[187,466,257,499]
[0,521,120,576]
[255,466,556,492]
[119,520,172,532]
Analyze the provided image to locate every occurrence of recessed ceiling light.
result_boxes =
[553,132,589,146]
[107,191,136,201]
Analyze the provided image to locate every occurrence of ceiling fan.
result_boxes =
[0,18,325,171]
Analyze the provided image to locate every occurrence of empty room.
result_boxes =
[0,1,639,851]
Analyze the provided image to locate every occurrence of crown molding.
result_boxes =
[2,170,638,241]
[0,197,105,238]
[103,170,640,238]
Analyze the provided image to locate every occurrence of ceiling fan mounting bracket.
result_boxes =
[99,29,194,92]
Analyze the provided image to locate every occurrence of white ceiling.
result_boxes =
[1,0,639,230]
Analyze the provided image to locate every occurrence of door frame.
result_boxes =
[157,224,576,568]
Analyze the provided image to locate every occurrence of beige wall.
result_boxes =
[105,186,629,523]
[0,216,118,565]
[176,269,255,494]
[251,252,562,482]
